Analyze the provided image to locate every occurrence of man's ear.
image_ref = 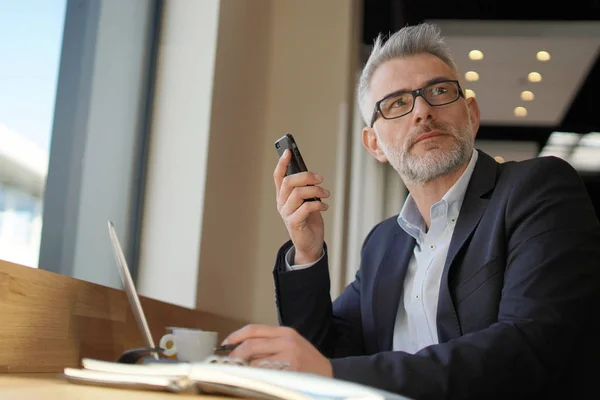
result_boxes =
[362,127,388,163]
[466,96,481,137]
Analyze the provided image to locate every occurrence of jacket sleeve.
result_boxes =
[273,224,383,358]
[330,156,600,399]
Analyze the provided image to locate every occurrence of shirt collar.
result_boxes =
[397,149,479,242]
[442,148,479,216]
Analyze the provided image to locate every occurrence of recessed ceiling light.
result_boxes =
[514,106,528,117]
[521,91,535,101]
[465,71,479,81]
[469,50,484,60]
[528,72,542,83]
[536,51,551,61]
[465,89,476,98]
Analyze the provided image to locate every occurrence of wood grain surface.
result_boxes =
[0,259,248,373]
[0,373,228,399]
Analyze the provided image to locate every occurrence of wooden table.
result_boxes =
[0,373,229,399]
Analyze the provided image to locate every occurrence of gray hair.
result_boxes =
[357,22,459,125]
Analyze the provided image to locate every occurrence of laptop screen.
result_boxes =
[108,220,159,359]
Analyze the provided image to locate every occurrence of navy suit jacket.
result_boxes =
[273,150,600,399]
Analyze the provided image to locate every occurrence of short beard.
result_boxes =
[378,119,475,186]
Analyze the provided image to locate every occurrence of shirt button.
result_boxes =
[415,294,420,300]
[429,244,436,250]
[451,217,456,224]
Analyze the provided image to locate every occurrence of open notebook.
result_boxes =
[64,358,411,400]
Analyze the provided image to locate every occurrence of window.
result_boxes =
[36,0,160,290]
[0,0,67,267]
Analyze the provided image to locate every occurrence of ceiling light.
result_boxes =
[469,50,484,60]
[521,91,535,101]
[514,107,528,117]
[569,147,600,172]
[547,131,582,146]
[528,72,542,83]
[465,71,479,81]
[536,51,551,61]
[578,132,600,147]
[465,89,476,98]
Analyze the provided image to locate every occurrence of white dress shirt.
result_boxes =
[286,149,479,353]
[393,149,478,352]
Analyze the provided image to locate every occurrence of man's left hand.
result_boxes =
[223,324,333,377]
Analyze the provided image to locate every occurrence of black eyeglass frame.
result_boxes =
[369,79,465,127]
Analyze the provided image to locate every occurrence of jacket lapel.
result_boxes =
[373,231,415,351]
[437,151,498,342]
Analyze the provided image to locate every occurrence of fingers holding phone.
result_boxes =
[274,134,329,264]
[280,178,329,213]
[274,149,329,213]
[273,148,292,199]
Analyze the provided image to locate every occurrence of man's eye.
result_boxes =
[390,98,408,107]
[431,87,448,96]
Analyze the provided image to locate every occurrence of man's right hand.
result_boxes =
[274,149,330,265]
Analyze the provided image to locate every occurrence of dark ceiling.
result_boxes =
[362,0,600,149]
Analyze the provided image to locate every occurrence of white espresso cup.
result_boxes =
[159,327,218,362]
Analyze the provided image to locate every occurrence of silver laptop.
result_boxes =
[108,220,159,360]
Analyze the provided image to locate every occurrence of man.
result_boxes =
[224,22,600,399]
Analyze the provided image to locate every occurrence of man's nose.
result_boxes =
[411,96,435,125]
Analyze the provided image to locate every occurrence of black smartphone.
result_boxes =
[274,133,320,202]
[274,133,309,176]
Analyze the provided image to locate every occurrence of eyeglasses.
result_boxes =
[370,80,464,127]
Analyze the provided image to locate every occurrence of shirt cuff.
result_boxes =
[285,246,325,271]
